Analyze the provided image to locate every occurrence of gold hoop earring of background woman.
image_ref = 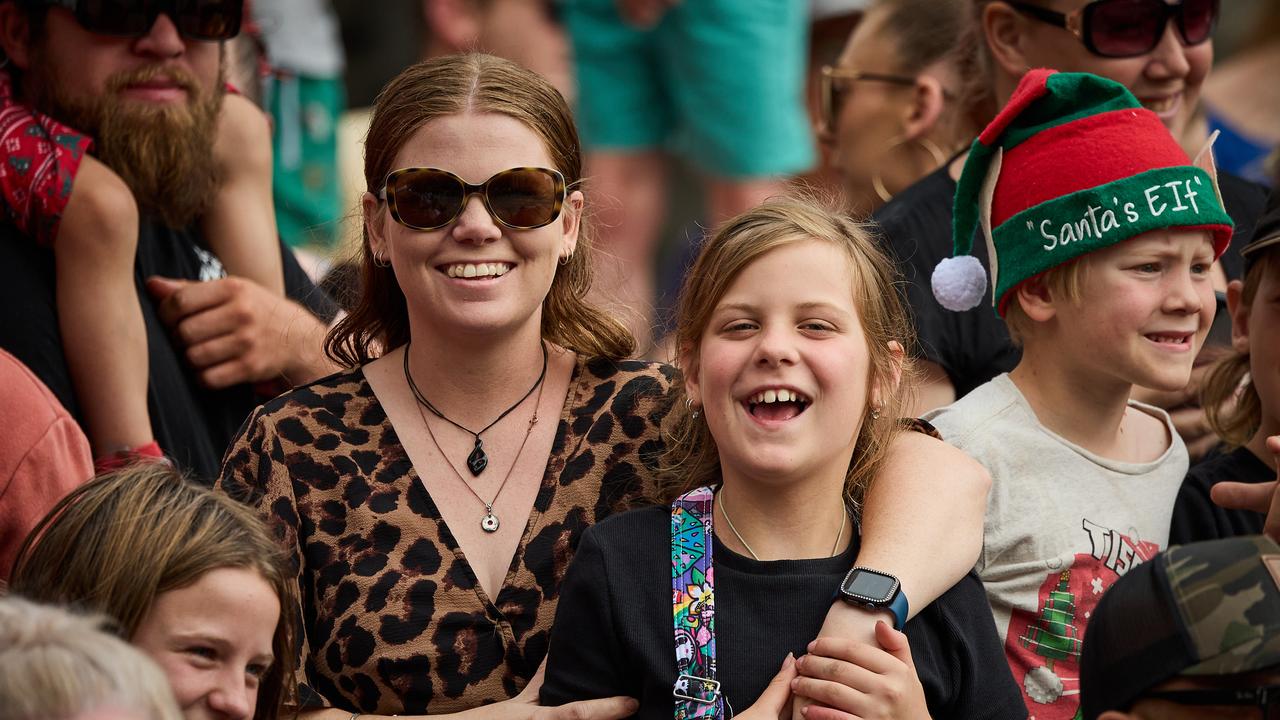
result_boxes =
[403,342,548,475]
[871,135,948,203]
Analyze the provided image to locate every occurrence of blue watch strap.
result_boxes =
[887,590,909,631]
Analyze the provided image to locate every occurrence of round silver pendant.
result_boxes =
[481,513,500,533]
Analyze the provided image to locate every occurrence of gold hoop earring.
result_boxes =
[870,135,950,203]
[372,251,391,268]
[558,253,572,266]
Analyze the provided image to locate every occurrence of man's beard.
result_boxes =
[29,55,225,229]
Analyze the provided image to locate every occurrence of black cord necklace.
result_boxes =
[403,341,548,476]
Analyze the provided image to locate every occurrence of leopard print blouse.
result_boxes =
[217,357,675,715]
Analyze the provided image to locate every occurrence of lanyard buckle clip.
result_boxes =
[673,674,721,704]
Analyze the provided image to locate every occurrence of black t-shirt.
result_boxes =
[541,505,1027,720]
[1170,445,1273,543]
[0,218,337,481]
[873,164,1269,398]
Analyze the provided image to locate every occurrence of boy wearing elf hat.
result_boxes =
[924,68,1234,720]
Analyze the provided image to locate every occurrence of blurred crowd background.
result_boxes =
[253,0,1278,342]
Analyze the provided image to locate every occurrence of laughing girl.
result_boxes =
[541,197,1026,720]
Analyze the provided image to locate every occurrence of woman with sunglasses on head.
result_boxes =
[218,53,996,719]
[818,0,977,216]
[866,0,1269,419]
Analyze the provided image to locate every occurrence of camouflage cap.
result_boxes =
[1169,535,1280,676]
[1080,535,1280,719]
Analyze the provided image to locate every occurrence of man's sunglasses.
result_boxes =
[378,167,567,232]
[1004,0,1218,59]
[817,66,917,136]
[40,0,242,41]
[1141,684,1280,719]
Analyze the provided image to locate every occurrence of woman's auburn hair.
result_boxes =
[1201,250,1274,447]
[8,464,297,720]
[325,52,634,366]
[655,194,917,510]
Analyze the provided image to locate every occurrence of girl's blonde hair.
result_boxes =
[657,195,917,510]
[1201,251,1276,446]
[9,464,296,720]
[0,597,182,720]
[326,52,634,366]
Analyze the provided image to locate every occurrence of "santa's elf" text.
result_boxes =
[1030,174,1207,252]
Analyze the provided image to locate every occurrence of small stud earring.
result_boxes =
[870,407,882,421]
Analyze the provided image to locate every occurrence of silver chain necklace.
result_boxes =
[717,486,846,560]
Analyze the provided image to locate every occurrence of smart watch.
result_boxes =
[838,567,909,630]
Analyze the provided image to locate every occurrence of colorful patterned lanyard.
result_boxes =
[671,486,723,719]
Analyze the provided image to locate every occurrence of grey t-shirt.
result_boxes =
[926,374,1187,719]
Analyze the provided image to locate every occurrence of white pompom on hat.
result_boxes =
[931,255,987,312]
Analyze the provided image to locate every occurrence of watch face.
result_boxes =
[843,569,899,603]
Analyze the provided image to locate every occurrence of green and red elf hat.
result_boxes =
[931,69,1234,316]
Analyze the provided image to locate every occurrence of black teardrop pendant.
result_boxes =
[467,438,488,476]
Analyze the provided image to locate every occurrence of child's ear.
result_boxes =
[678,344,702,411]
[1225,279,1250,354]
[871,341,907,410]
[1013,277,1056,322]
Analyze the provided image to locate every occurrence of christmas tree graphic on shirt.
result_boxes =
[1003,519,1159,720]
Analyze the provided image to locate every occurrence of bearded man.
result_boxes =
[0,0,338,480]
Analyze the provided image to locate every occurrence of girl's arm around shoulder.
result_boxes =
[817,426,989,643]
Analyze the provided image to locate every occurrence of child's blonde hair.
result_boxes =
[658,195,916,510]
[0,596,183,720]
[1201,250,1277,446]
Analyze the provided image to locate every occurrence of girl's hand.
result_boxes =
[791,623,930,720]
[1210,434,1280,543]
[735,653,799,720]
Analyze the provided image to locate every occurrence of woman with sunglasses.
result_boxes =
[866,0,1269,417]
[818,0,977,215]
[218,53,994,718]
